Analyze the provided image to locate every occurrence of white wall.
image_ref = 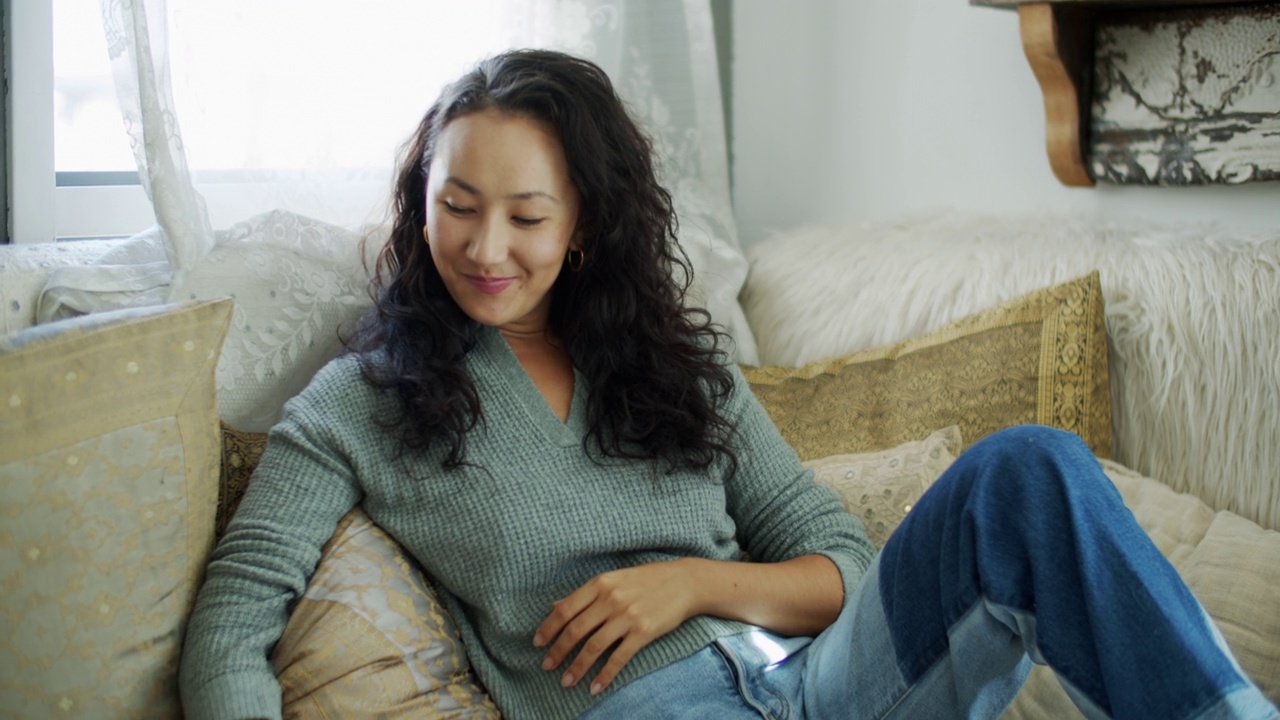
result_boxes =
[731,1,1280,247]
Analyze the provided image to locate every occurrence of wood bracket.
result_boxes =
[1018,3,1096,186]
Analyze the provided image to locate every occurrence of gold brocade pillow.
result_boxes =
[744,272,1111,459]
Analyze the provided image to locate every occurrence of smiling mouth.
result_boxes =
[465,275,516,295]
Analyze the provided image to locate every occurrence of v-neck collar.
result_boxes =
[475,326,587,448]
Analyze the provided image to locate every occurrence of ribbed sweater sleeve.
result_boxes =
[179,361,366,720]
[720,364,877,605]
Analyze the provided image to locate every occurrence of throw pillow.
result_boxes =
[0,298,232,718]
[1180,511,1280,707]
[216,429,499,715]
[271,508,499,719]
[803,426,962,547]
[742,211,1280,531]
[178,210,373,432]
[0,239,117,334]
[744,272,1111,459]
[217,423,268,540]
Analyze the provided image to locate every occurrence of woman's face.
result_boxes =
[424,108,581,335]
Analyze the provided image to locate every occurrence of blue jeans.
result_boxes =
[580,426,1279,719]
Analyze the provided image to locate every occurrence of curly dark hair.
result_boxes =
[347,48,739,479]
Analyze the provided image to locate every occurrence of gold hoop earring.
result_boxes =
[567,248,585,272]
[422,226,429,243]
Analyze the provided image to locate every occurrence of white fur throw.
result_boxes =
[741,211,1280,531]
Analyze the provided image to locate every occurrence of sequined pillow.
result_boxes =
[803,426,962,547]
[0,299,231,718]
[744,272,1111,459]
[272,508,500,719]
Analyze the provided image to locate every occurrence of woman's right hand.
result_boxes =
[533,558,702,695]
[533,553,844,696]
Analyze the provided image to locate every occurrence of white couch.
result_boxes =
[739,210,1280,717]
[1,209,1277,717]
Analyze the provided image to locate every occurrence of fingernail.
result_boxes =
[590,682,603,695]
[533,633,544,647]
[542,656,555,671]
[561,672,575,687]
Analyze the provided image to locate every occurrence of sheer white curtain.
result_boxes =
[498,2,756,363]
[41,0,756,377]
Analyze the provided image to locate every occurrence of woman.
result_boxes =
[179,50,1278,720]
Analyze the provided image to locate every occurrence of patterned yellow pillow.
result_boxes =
[744,272,1111,459]
[0,299,232,718]
[804,426,962,547]
[272,508,499,718]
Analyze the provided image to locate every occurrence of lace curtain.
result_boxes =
[41,0,756,365]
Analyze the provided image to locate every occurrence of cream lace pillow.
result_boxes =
[179,210,372,431]
[272,508,499,719]
[803,426,963,547]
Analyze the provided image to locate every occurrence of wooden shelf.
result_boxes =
[1018,4,1094,186]
[973,0,1280,187]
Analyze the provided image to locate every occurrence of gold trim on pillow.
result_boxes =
[744,272,1111,459]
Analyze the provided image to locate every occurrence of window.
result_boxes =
[8,0,517,244]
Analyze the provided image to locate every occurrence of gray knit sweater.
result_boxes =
[179,327,875,720]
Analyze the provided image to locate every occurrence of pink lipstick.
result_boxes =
[466,275,515,295]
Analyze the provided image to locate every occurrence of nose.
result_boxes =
[468,215,509,268]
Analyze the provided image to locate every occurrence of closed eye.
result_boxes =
[443,200,474,215]
[512,216,545,227]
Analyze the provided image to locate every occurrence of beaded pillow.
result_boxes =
[803,426,962,547]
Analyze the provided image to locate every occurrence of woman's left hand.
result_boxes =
[533,559,698,695]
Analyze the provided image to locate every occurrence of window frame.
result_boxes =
[6,0,152,244]
[8,0,56,244]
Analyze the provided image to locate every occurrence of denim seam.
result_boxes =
[1183,680,1261,720]
[711,638,783,720]
[871,649,946,720]
[873,599,1017,720]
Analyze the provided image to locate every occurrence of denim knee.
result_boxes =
[950,424,1111,512]
[878,425,1114,677]
[964,424,1094,469]
[881,423,1124,626]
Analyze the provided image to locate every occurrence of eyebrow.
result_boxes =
[444,176,560,204]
